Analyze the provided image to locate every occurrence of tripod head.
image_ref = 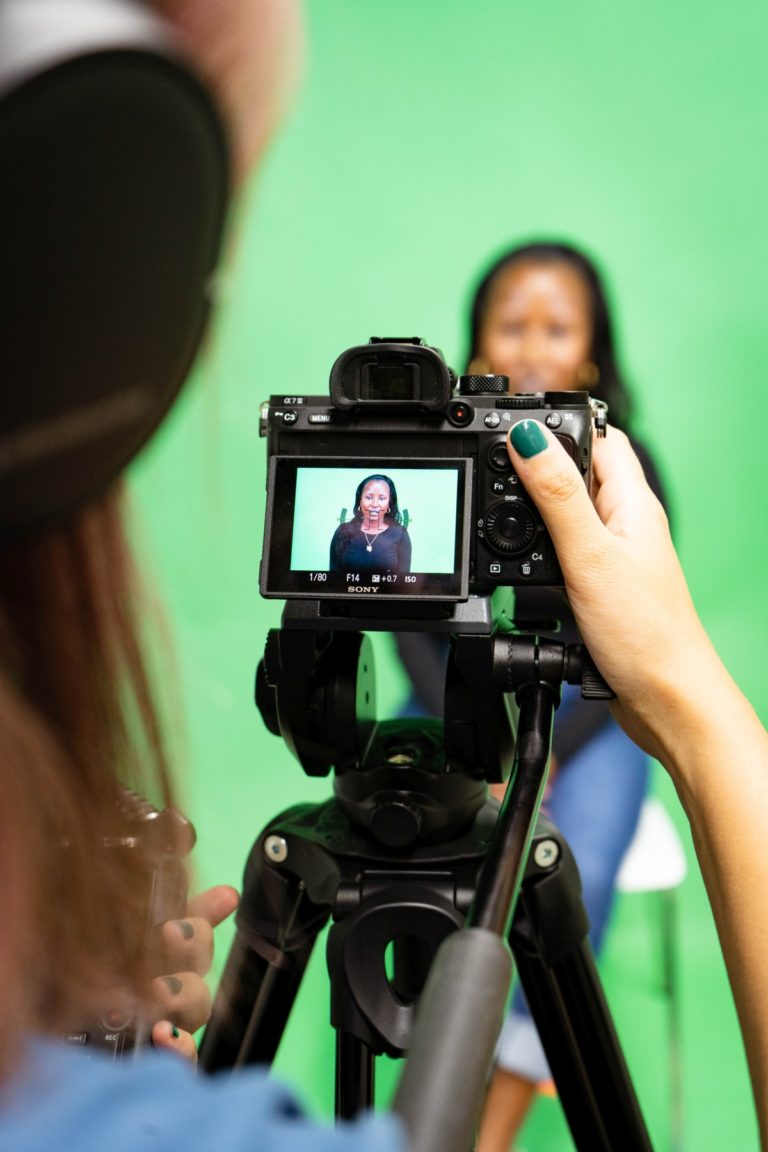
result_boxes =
[255,594,611,850]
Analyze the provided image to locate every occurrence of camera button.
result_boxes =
[447,400,474,427]
[545,413,562,429]
[518,561,534,578]
[484,412,501,428]
[488,443,512,471]
[491,479,506,495]
[489,562,502,575]
[281,409,298,424]
[101,1009,132,1032]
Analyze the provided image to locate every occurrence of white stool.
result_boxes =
[616,796,687,1152]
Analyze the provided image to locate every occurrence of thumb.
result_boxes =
[507,419,605,575]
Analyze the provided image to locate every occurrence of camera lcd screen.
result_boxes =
[261,457,470,600]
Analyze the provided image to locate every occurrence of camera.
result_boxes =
[259,338,605,605]
[64,795,193,1058]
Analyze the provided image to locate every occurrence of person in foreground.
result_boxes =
[0,1,403,1149]
[477,418,768,1151]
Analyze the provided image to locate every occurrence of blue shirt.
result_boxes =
[0,1041,406,1152]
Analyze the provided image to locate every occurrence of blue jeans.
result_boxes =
[496,684,650,1081]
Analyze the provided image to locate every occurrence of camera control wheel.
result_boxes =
[484,500,537,554]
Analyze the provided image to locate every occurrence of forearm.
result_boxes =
[505,422,768,1137]
[657,658,768,1146]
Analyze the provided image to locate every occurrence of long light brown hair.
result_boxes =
[0,486,177,1065]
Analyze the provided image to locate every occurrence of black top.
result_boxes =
[330,520,412,574]
[395,436,669,765]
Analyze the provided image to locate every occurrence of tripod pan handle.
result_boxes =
[392,927,511,1152]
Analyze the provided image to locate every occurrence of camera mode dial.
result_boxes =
[484,499,537,555]
[458,374,509,395]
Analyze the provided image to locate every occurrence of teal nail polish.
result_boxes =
[510,419,548,458]
[177,920,194,941]
[170,1025,180,1040]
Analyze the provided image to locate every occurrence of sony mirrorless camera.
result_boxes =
[259,338,605,604]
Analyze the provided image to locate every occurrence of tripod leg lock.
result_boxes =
[511,823,590,965]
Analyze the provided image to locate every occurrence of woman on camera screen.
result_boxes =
[329,474,412,574]
[397,240,669,1151]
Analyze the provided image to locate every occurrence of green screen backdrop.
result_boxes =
[131,3,768,1148]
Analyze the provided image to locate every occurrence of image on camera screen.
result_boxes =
[261,457,470,600]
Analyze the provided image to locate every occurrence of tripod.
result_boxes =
[200,596,653,1152]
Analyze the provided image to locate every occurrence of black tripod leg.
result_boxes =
[199,818,334,1073]
[336,1031,375,1120]
[511,825,653,1151]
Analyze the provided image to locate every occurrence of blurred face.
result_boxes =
[360,480,391,523]
[476,261,593,393]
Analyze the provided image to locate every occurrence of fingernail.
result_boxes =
[176,920,194,941]
[170,1024,180,1040]
[509,419,548,458]
[163,976,183,995]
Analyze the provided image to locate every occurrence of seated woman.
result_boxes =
[396,240,669,1151]
[330,473,412,574]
